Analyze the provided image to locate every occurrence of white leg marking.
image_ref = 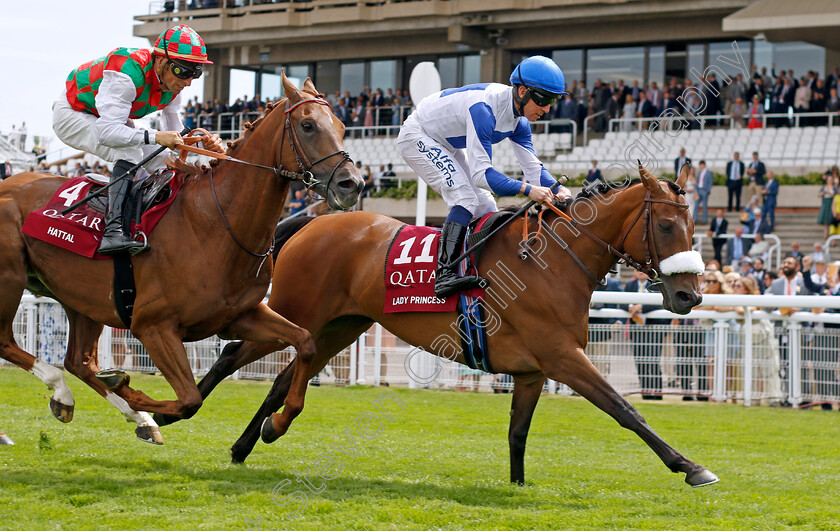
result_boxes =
[30,360,75,406]
[105,392,158,428]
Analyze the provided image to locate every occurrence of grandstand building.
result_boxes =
[134,0,838,104]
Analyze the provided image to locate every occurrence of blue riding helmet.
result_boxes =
[510,56,569,96]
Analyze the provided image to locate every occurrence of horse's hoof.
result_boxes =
[49,397,74,423]
[135,425,164,445]
[96,368,129,389]
[0,433,13,445]
[152,412,179,427]
[230,446,248,464]
[261,416,280,444]
[685,467,719,488]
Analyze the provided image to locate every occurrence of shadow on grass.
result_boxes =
[0,454,564,511]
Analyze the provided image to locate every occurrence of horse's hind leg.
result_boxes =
[0,247,75,422]
[0,430,14,445]
[62,308,162,444]
[154,338,286,427]
[230,356,297,463]
[509,372,545,485]
[545,346,718,488]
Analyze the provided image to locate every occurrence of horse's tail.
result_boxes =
[273,216,316,260]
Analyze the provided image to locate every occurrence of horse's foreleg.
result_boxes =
[222,305,316,441]
[62,310,162,444]
[155,339,286,427]
[509,373,545,485]
[0,430,13,445]
[230,359,296,463]
[545,346,718,488]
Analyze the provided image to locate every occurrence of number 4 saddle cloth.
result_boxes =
[21,172,181,258]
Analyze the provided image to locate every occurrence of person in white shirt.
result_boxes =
[52,24,223,255]
[397,55,571,297]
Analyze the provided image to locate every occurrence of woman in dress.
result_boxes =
[684,165,697,216]
[732,276,782,404]
[818,172,838,239]
[621,94,635,132]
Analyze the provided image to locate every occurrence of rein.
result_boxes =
[524,187,689,287]
[176,98,353,190]
[176,97,353,274]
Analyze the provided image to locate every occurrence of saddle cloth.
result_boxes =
[21,172,181,259]
[383,214,493,313]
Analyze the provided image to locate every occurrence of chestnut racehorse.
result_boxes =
[163,164,718,487]
[0,74,363,444]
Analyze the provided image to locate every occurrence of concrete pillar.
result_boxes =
[481,47,512,83]
[825,48,840,75]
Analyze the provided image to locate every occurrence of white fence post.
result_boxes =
[356,331,367,385]
[712,320,728,402]
[349,340,358,386]
[743,307,753,407]
[24,303,37,358]
[98,327,114,370]
[788,322,802,406]
[373,324,382,387]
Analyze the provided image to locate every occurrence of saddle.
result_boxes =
[83,169,178,234]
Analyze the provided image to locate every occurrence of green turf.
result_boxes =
[0,366,838,530]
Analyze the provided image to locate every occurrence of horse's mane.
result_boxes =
[575,178,685,200]
[165,88,325,183]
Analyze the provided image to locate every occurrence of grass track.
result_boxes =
[0,367,838,530]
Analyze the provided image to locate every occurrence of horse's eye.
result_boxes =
[301,121,315,133]
[658,223,673,234]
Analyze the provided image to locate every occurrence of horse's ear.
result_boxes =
[303,77,317,94]
[638,161,664,196]
[282,70,303,104]
[676,162,690,189]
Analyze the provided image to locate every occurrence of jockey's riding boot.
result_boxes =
[433,221,487,298]
[98,160,146,256]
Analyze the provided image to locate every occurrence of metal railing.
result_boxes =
[9,291,840,407]
[582,110,605,146]
[606,110,840,134]
[693,232,781,271]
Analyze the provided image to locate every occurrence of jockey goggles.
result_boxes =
[527,87,560,107]
[169,60,203,80]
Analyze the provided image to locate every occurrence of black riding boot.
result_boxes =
[98,160,147,256]
[433,221,487,298]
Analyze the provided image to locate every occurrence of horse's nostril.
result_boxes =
[337,178,358,191]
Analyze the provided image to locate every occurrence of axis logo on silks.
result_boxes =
[417,140,456,187]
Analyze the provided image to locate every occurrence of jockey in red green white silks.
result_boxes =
[52,24,225,256]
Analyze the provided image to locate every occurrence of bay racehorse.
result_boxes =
[0,74,363,444]
[161,163,718,487]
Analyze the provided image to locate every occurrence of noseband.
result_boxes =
[280,98,354,193]
[527,186,691,287]
[615,191,690,288]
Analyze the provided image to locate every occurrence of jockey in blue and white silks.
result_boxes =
[398,55,572,297]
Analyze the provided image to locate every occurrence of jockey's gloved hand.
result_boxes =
[202,133,225,153]
[554,187,572,202]
[528,185,556,204]
[156,130,184,149]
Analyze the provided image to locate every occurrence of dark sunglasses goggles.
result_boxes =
[527,88,560,107]
[169,61,202,80]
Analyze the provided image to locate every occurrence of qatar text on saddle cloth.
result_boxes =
[21,175,180,258]
[384,219,487,313]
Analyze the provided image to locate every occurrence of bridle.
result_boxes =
[178,96,354,274]
[278,97,354,192]
[524,184,689,288]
